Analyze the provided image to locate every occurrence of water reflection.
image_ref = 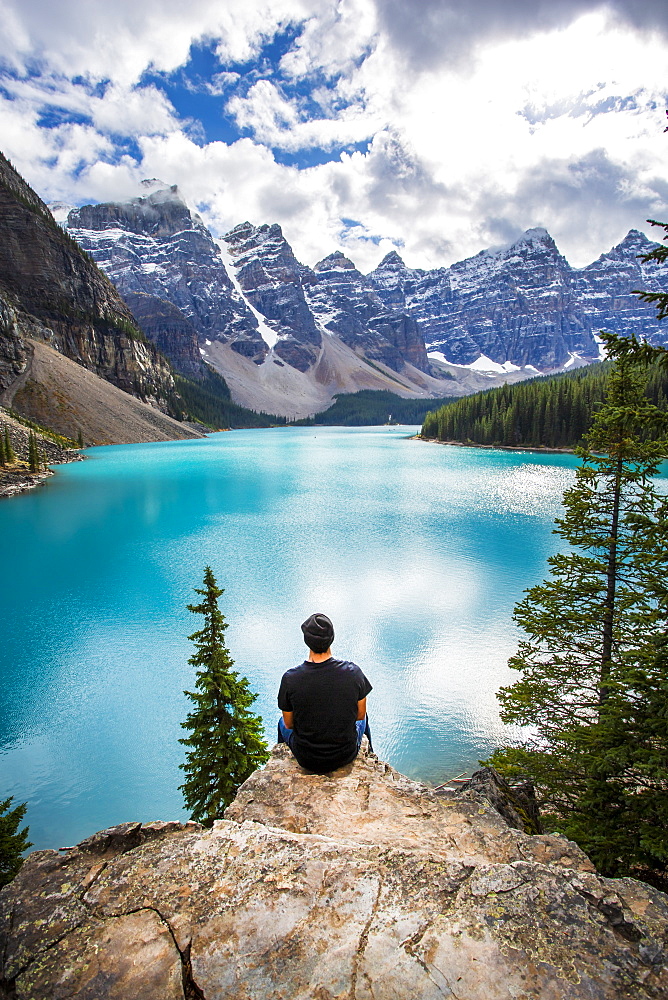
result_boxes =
[0,428,581,849]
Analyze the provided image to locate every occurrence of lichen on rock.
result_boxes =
[1,744,667,999]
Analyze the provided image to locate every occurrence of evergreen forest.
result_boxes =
[421,362,668,448]
[174,368,286,429]
[300,390,456,426]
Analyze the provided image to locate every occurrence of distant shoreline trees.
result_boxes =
[421,361,668,449]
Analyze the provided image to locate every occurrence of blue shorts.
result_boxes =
[277,715,373,754]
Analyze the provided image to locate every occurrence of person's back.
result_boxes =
[278,614,372,774]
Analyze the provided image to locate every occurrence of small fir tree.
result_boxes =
[77,428,84,448]
[28,431,40,472]
[489,334,668,880]
[0,431,5,467]
[179,567,269,826]
[4,427,15,464]
[0,797,32,888]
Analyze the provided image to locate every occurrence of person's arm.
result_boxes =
[282,710,294,729]
[356,697,366,721]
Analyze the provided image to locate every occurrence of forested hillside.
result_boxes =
[300,390,456,426]
[421,362,668,448]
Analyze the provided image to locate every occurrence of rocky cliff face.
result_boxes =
[369,227,668,370]
[575,229,668,349]
[305,251,428,372]
[223,221,321,371]
[3,744,667,999]
[0,154,179,408]
[122,292,204,379]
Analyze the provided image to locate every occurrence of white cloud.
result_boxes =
[226,78,382,150]
[0,0,317,84]
[1,1,667,273]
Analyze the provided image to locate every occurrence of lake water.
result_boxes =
[1,426,582,850]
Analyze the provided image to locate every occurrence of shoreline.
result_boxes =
[416,435,577,455]
[0,452,83,499]
[0,466,56,498]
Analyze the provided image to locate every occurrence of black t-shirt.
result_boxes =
[278,658,372,773]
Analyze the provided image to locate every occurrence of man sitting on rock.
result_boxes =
[277,613,373,774]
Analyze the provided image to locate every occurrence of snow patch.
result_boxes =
[428,351,522,374]
[48,202,74,226]
[593,334,607,360]
[216,239,278,349]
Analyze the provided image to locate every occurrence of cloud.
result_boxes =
[3,75,182,137]
[226,78,381,150]
[372,0,668,72]
[0,0,316,84]
[1,0,667,276]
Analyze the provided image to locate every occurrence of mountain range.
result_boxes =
[58,184,668,418]
[2,148,667,441]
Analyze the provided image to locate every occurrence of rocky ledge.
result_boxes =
[2,744,667,999]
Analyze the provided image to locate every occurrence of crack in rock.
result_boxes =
[572,888,643,944]
[350,873,384,999]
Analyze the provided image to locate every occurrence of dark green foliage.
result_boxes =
[0,797,32,888]
[421,360,668,448]
[179,567,270,825]
[4,426,15,463]
[174,369,285,429]
[299,390,457,426]
[28,431,40,472]
[0,431,5,467]
[488,335,668,881]
[77,428,84,448]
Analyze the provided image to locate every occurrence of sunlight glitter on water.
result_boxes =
[0,427,582,848]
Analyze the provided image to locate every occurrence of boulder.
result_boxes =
[1,745,667,999]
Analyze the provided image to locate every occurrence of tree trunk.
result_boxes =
[600,453,622,705]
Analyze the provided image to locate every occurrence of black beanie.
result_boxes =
[301,613,334,653]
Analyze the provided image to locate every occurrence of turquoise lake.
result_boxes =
[1,426,583,850]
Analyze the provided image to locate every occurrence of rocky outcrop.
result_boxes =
[3,744,667,999]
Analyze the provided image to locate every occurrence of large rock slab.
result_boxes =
[2,748,667,999]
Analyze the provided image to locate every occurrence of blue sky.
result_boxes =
[1,0,668,271]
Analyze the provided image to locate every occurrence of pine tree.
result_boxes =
[179,567,269,826]
[0,797,32,888]
[77,428,84,448]
[488,334,668,880]
[4,427,15,464]
[0,431,5,467]
[28,431,40,472]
